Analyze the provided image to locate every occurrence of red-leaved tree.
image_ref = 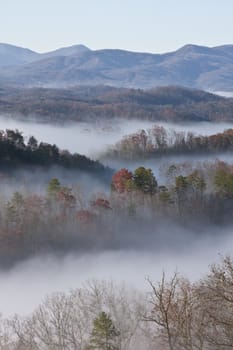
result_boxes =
[111,168,133,193]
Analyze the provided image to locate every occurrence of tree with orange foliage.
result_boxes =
[111,168,133,193]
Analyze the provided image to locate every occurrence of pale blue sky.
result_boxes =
[1,0,232,53]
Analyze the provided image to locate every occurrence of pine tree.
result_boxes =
[89,312,120,350]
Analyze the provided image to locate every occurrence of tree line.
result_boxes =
[0,256,233,349]
[1,85,233,123]
[103,126,233,159]
[0,129,111,178]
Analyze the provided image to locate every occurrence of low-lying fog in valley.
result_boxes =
[1,115,233,157]
[0,116,156,157]
[0,228,233,317]
[2,115,233,179]
[1,114,233,321]
[214,90,233,98]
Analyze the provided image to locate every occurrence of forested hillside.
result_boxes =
[0,129,111,177]
[0,85,233,123]
[103,126,233,159]
[0,157,232,266]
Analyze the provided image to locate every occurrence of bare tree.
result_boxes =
[145,273,207,350]
[9,280,146,350]
[10,292,89,350]
[197,256,233,349]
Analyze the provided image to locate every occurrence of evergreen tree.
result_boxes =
[47,178,61,198]
[89,311,120,350]
[133,166,157,194]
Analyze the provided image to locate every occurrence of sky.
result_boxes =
[0,0,233,53]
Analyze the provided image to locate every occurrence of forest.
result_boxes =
[1,85,233,123]
[0,148,232,266]
[0,129,111,177]
[103,125,233,159]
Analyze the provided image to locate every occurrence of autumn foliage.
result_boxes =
[111,168,133,193]
[105,126,233,160]
[0,159,232,266]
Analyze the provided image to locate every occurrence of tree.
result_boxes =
[186,171,206,194]
[47,178,61,197]
[214,169,233,197]
[11,291,89,350]
[145,273,207,350]
[27,135,38,151]
[133,167,157,195]
[6,129,24,148]
[6,191,25,233]
[197,256,233,349]
[145,273,181,350]
[111,168,133,193]
[10,280,143,350]
[89,311,120,350]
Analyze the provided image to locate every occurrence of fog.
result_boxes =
[1,115,233,319]
[0,167,110,199]
[102,153,233,183]
[0,116,233,159]
[0,224,232,317]
[1,115,233,192]
[213,90,233,98]
[0,116,155,158]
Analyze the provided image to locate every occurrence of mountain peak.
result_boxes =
[175,44,212,55]
[42,44,90,58]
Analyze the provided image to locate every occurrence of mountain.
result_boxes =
[0,43,90,67]
[0,43,39,66]
[40,44,90,59]
[0,43,233,91]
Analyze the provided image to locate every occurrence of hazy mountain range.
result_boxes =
[0,43,233,91]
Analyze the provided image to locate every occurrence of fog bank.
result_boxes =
[0,225,232,317]
[0,116,233,159]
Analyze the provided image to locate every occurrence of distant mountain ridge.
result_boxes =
[0,43,38,66]
[0,43,90,66]
[0,43,233,91]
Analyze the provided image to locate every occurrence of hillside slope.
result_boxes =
[1,85,233,123]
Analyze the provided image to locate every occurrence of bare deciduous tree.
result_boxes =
[9,280,145,350]
[145,273,207,350]
[197,256,233,349]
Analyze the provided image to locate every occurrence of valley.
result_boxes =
[0,39,233,350]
